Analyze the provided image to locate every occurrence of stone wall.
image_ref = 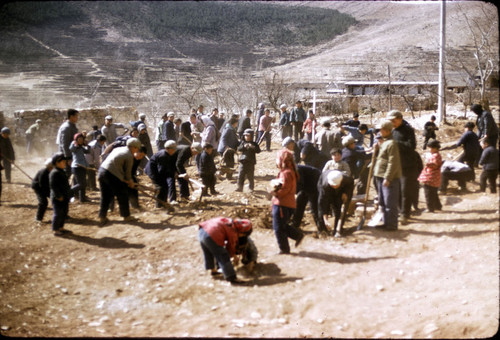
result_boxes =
[9,106,142,153]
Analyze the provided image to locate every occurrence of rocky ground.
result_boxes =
[0,108,498,338]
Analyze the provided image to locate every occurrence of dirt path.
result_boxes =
[0,115,498,338]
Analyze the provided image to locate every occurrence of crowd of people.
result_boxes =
[0,102,498,283]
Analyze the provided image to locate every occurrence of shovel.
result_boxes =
[4,157,33,181]
[357,149,377,230]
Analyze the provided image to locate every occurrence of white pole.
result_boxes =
[312,91,316,143]
[437,0,446,123]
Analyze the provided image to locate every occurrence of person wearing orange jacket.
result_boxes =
[270,148,304,254]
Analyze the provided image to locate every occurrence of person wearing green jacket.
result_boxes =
[373,120,402,230]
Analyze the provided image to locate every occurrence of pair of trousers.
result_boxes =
[400,168,419,218]
[71,167,87,201]
[480,169,498,193]
[292,121,304,141]
[2,160,11,182]
[423,185,441,212]
[87,166,97,190]
[292,191,325,233]
[375,176,400,229]
[178,177,190,198]
[157,176,177,204]
[34,190,49,221]
[257,131,271,151]
[98,168,130,218]
[198,228,236,281]
[51,198,69,231]
[272,205,303,253]
[237,162,255,190]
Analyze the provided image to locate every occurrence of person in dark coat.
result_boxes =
[317,170,354,237]
[164,112,177,142]
[292,164,325,233]
[145,140,179,206]
[49,153,74,236]
[32,158,53,223]
[218,117,240,179]
[137,123,153,173]
[422,115,439,150]
[470,104,498,147]
[236,129,261,192]
[298,139,329,170]
[443,121,482,170]
[0,127,15,183]
[237,109,253,140]
[197,143,219,196]
[175,142,202,200]
[128,146,147,210]
[341,135,368,180]
[387,110,419,225]
[178,120,193,146]
[344,113,361,128]
[478,139,499,194]
[283,137,301,164]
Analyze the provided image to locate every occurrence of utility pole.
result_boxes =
[387,65,392,111]
[437,0,446,123]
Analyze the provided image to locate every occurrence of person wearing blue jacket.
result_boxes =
[145,140,179,206]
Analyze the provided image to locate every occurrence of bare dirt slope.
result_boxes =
[0,109,498,338]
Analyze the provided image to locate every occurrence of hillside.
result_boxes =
[0,1,497,114]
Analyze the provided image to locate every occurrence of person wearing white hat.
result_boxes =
[97,137,141,225]
[317,169,354,237]
[101,115,128,146]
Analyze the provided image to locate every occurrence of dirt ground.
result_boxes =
[0,109,498,338]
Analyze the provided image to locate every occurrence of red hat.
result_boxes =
[233,219,252,233]
[74,132,84,141]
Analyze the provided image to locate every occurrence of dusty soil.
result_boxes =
[0,109,498,338]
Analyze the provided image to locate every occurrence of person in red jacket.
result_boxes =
[198,217,253,284]
[270,149,304,254]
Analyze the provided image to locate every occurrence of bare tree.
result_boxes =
[452,2,499,109]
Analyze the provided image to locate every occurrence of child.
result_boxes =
[478,139,499,194]
[323,148,351,176]
[85,134,106,191]
[423,115,439,149]
[257,109,274,152]
[31,158,53,224]
[49,153,73,236]
[418,139,443,212]
[302,110,317,142]
[69,133,90,202]
[197,143,219,196]
[236,129,261,192]
[198,216,252,283]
